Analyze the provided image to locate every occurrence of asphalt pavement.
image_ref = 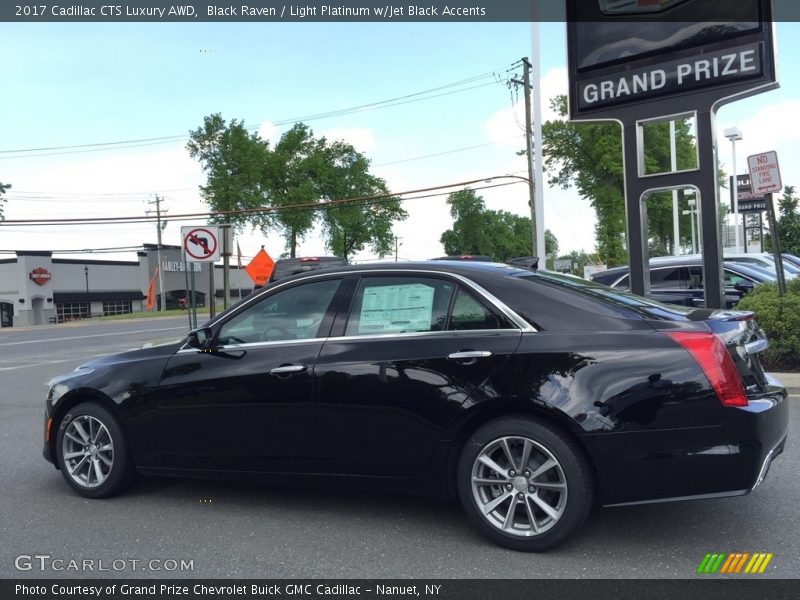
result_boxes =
[1,317,797,579]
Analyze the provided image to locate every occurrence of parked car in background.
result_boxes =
[590,256,775,308]
[432,255,493,262]
[268,256,348,283]
[710,252,800,278]
[780,253,800,269]
[43,261,787,551]
[250,256,348,294]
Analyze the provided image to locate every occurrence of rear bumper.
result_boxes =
[587,378,789,506]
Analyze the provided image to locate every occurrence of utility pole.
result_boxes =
[221,221,231,310]
[146,195,167,312]
[394,235,402,262]
[512,58,538,257]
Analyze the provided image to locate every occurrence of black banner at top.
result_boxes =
[5,0,800,22]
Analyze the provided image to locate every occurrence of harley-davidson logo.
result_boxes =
[598,0,689,14]
[29,267,51,286]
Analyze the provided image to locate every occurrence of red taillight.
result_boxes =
[666,332,749,407]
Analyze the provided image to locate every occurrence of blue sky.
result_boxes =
[2,21,799,264]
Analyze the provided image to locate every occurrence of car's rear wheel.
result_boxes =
[55,402,137,498]
[457,416,593,551]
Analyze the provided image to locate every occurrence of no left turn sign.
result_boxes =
[182,226,220,262]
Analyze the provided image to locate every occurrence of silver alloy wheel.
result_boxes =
[61,415,114,489]
[471,436,567,537]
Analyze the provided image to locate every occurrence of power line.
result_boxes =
[0,177,526,227]
[0,68,511,158]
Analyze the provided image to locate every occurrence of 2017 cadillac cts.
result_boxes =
[43,262,788,551]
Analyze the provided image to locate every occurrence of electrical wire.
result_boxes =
[0,67,513,159]
[0,177,526,227]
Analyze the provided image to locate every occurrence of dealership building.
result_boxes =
[0,244,252,328]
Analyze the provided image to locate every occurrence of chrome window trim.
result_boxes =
[326,329,522,344]
[211,267,537,334]
[177,337,326,354]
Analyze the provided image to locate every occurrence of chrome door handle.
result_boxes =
[270,365,307,375]
[447,351,493,360]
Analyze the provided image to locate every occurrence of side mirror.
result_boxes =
[186,327,212,350]
[734,280,755,294]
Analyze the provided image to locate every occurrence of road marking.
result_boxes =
[0,326,185,347]
[0,359,74,371]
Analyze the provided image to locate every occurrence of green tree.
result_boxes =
[0,181,10,220]
[765,185,800,255]
[439,188,542,262]
[317,139,406,260]
[542,96,697,265]
[186,114,271,231]
[188,116,406,258]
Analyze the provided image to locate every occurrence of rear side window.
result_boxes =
[448,287,510,331]
[345,277,454,336]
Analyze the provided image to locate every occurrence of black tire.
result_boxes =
[55,402,138,498]
[456,416,593,551]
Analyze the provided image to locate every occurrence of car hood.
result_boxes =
[79,339,185,369]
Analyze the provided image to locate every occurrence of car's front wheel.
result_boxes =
[457,416,593,551]
[55,402,137,498]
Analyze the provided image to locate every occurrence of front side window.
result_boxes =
[345,277,454,336]
[218,279,340,345]
[650,267,687,290]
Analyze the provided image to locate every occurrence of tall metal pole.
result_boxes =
[147,194,167,312]
[521,57,538,256]
[530,23,546,262]
[670,120,680,255]
[731,138,740,251]
[221,222,230,310]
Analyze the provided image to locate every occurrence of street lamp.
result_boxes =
[83,265,89,293]
[724,126,743,252]
[682,198,698,254]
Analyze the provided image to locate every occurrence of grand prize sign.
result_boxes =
[566,0,778,308]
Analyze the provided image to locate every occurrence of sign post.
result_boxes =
[747,151,785,295]
[182,225,221,329]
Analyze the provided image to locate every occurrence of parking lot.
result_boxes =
[2,317,798,579]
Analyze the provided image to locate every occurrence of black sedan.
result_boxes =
[43,261,788,551]
[590,256,776,308]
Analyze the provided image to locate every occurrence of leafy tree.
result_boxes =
[188,116,406,258]
[542,96,698,265]
[186,114,271,231]
[317,139,406,260]
[439,189,545,262]
[765,185,800,256]
[0,181,10,220]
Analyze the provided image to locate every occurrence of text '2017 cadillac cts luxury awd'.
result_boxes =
[43,261,788,551]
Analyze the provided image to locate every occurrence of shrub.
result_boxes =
[736,277,800,371]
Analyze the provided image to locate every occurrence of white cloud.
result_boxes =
[483,66,569,147]
[258,120,277,142]
[717,101,800,181]
[322,127,376,154]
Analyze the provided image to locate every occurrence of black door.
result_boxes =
[311,275,522,476]
[156,277,343,471]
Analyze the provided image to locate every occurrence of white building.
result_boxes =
[0,244,252,328]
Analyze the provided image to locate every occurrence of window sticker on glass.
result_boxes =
[358,283,435,333]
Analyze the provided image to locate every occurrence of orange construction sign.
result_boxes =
[244,248,275,286]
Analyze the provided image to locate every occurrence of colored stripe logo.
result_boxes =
[697,553,774,574]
